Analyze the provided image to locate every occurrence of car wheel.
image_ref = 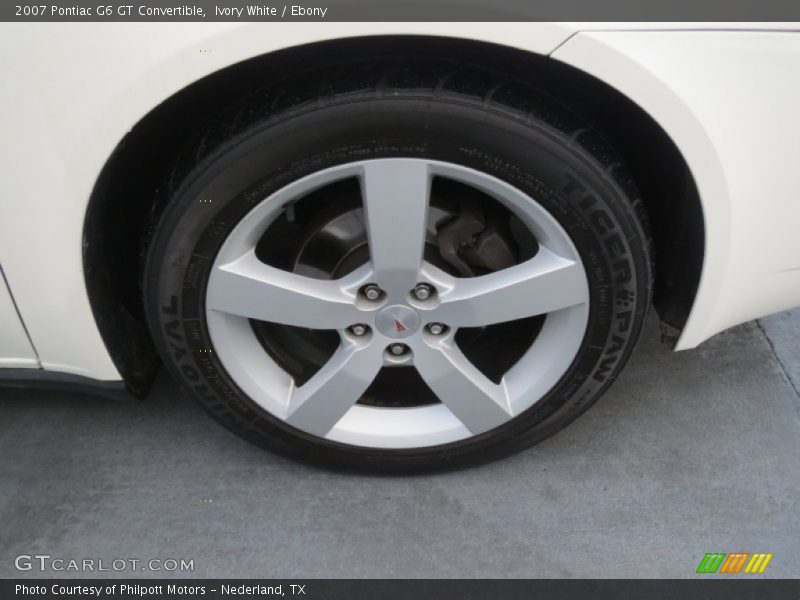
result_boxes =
[143,59,652,470]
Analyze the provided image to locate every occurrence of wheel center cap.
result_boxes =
[376,305,421,339]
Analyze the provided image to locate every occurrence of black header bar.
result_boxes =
[4,0,800,22]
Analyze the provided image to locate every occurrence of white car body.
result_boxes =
[1,22,799,385]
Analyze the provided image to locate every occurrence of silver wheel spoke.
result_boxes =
[285,342,383,436]
[206,158,591,449]
[207,250,367,329]
[414,340,512,434]
[360,159,431,297]
[430,247,587,327]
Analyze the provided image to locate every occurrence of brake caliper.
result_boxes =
[436,197,517,276]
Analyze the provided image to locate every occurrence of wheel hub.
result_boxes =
[375,305,421,339]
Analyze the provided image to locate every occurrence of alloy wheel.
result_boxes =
[205,158,590,449]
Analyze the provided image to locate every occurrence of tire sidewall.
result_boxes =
[144,97,649,470]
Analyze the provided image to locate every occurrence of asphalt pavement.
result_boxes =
[1,312,799,578]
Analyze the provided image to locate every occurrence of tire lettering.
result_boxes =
[590,210,614,235]
[616,310,632,334]
[161,295,179,316]
[603,233,626,258]
[168,341,187,362]
[614,260,632,285]
[164,319,182,342]
[592,334,625,382]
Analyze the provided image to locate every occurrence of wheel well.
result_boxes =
[83,35,704,395]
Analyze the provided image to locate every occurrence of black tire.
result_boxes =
[143,59,652,471]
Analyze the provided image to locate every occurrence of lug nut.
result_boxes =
[350,324,368,336]
[427,322,446,335]
[363,284,382,301]
[389,343,407,356]
[413,283,434,301]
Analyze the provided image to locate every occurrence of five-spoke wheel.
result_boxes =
[205,159,589,448]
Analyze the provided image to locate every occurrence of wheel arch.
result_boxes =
[83,34,704,395]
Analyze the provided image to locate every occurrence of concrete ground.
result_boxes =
[0,313,799,579]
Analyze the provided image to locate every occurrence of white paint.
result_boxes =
[0,267,38,368]
[1,23,799,380]
[553,30,800,348]
[0,22,574,380]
